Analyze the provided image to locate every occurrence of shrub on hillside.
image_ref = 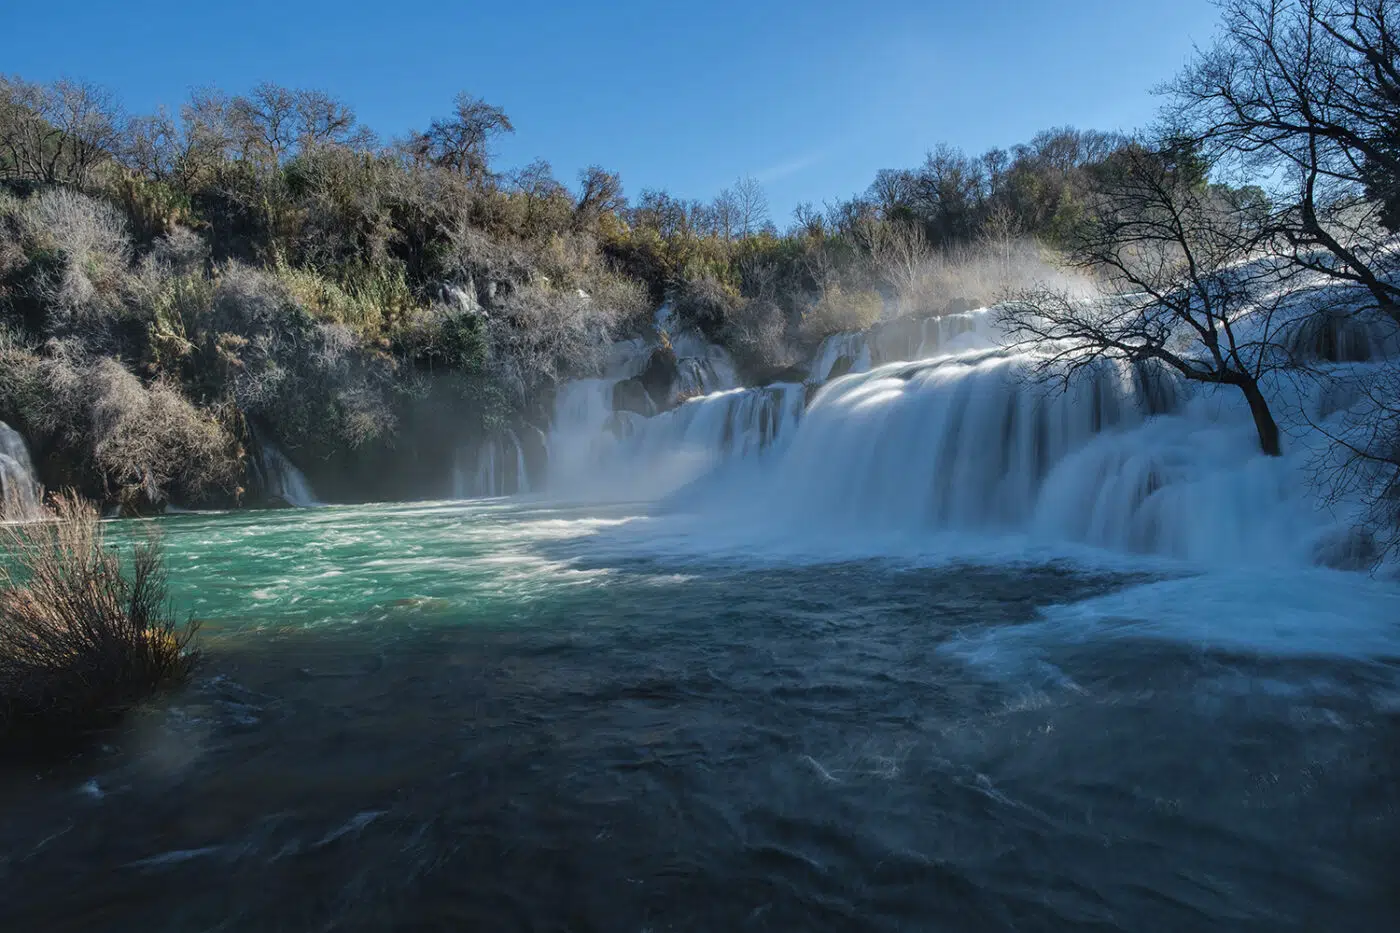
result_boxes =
[673,273,742,340]
[720,296,793,377]
[0,494,198,744]
[16,188,132,324]
[208,264,400,456]
[0,338,240,509]
[801,284,884,339]
[487,283,620,405]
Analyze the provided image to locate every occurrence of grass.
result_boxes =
[0,493,198,745]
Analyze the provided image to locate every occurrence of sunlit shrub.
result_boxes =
[801,284,883,339]
[0,493,198,744]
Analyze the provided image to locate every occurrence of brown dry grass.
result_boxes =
[0,493,198,742]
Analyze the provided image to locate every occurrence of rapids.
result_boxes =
[1,500,1397,931]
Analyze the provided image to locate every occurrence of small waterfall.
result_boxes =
[545,382,805,501]
[260,444,319,507]
[810,309,997,384]
[0,421,43,521]
[454,430,532,498]
[811,332,873,383]
[670,332,740,399]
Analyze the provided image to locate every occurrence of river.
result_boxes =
[1,499,1397,931]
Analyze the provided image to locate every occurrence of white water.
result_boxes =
[532,293,1400,574]
[454,429,535,498]
[810,311,996,382]
[260,444,319,508]
[0,421,43,521]
[547,382,804,502]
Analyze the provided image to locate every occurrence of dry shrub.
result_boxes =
[891,239,1087,316]
[0,494,198,741]
[673,274,742,339]
[801,284,884,339]
[489,283,620,403]
[720,296,792,375]
[18,188,132,318]
[87,360,239,505]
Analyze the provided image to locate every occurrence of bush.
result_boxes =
[0,493,198,743]
[0,339,240,509]
[801,284,884,339]
[673,273,742,340]
[17,188,132,323]
[209,264,400,457]
[720,296,793,376]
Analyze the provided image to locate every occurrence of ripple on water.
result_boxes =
[0,501,1392,932]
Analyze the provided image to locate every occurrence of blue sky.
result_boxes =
[2,0,1222,223]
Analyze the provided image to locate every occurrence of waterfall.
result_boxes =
[669,332,740,399]
[545,382,804,501]
[454,429,533,498]
[810,309,997,383]
[260,444,319,508]
[0,421,43,521]
[452,293,1382,567]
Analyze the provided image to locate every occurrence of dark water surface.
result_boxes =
[1,502,1397,931]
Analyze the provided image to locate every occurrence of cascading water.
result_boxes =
[810,310,997,383]
[260,443,319,508]
[546,381,804,502]
[755,351,1175,530]
[0,421,43,521]
[454,429,534,498]
[460,286,1395,569]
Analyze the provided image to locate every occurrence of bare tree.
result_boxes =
[1168,0,1400,320]
[227,82,299,166]
[408,92,513,183]
[732,175,770,237]
[865,218,933,313]
[710,186,739,241]
[790,201,826,239]
[223,83,365,167]
[1000,140,1298,456]
[0,76,123,188]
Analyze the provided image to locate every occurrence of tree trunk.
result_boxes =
[1238,378,1281,457]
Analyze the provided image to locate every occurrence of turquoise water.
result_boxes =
[2,501,1398,931]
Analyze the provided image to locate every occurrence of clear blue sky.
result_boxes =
[1,0,1222,222]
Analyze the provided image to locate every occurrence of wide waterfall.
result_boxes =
[454,295,1394,569]
[0,421,43,521]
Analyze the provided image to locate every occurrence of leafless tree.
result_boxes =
[790,201,826,239]
[1000,140,1301,456]
[1167,0,1400,320]
[223,83,365,167]
[0,76,123,188]
[732,175,770,237]
[408,92,513,183]
[865,218,933,313]
[710,186,739,241]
